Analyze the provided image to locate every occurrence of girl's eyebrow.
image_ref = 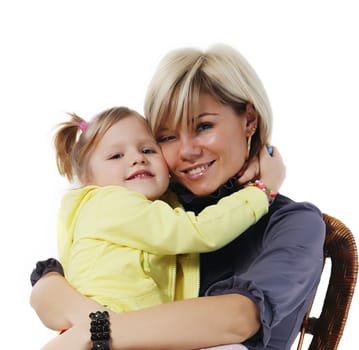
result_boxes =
[158,127,169,132]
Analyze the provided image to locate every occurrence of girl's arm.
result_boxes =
[37,277,259,350]
[65,184,268,256]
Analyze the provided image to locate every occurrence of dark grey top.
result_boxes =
[176,179,326,350]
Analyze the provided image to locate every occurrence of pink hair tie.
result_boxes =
[79,120,88,132]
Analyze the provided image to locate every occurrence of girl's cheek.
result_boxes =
[159,145,175,167]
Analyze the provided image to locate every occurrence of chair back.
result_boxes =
[296,213,358,350]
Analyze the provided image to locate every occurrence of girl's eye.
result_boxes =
[157,135,176,143]
[109,153,123,160]
[196,122,213,132]
[143,148,156,154]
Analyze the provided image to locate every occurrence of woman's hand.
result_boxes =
[40,322,91,350]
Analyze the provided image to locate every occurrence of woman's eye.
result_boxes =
[157,135,176,143]
[109,153,123,160]
[196,122,213,132]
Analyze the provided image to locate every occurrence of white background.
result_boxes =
[0,1,358,349]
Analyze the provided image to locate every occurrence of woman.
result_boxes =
[31,44,325,350]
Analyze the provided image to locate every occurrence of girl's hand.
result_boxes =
[237,156,260,185]
[258,145,286,193]
[237,145,286,194]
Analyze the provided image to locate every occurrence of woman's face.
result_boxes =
[156,94,256,196]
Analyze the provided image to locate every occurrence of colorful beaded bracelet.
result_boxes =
[89,311,110,350]
[246,179,277,206]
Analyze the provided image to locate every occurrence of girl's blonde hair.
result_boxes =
[144,44,273,159]
[54,106,145,182]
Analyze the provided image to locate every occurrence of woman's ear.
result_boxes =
[244,103,258,136]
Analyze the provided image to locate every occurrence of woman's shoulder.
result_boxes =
[268,193,295,214]
[271,193,322,215]
[269,193,325,240]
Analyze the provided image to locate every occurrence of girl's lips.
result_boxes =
[126,170,154,180]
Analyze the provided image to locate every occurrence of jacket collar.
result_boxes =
[170,176,241,214]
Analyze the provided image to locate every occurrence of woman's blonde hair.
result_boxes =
[54,106,145,182]
[144,44,272,159]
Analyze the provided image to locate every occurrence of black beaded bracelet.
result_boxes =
[89,311,110,350]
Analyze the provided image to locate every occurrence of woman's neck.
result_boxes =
[170,176,241,214]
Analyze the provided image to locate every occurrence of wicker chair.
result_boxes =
[296,213,358,350]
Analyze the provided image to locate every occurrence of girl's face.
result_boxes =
[85,116,169,200]
[156,94,257,196]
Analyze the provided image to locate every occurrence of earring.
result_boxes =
[246,126,257,160]
[246,135,252,160]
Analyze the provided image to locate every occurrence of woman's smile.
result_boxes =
[182,160,215,178]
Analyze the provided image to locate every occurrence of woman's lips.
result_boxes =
[182,161,215,179]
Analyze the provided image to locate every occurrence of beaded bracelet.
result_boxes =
[246,179,277,206]
[89,311,110,350]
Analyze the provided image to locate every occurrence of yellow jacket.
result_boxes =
[58,185,267,313]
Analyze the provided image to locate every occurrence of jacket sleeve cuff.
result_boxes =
[204,276,272,349]
[30,258,64,286]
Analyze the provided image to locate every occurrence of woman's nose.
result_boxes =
[178,138,202,161]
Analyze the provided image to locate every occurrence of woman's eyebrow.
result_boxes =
[196,112,218,119]
[158,113,218,131]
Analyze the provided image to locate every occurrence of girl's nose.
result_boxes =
[131,152,147,166]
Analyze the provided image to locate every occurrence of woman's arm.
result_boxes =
[110,293,260,349]
[40,287,260,350]
[30,272,105,331]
